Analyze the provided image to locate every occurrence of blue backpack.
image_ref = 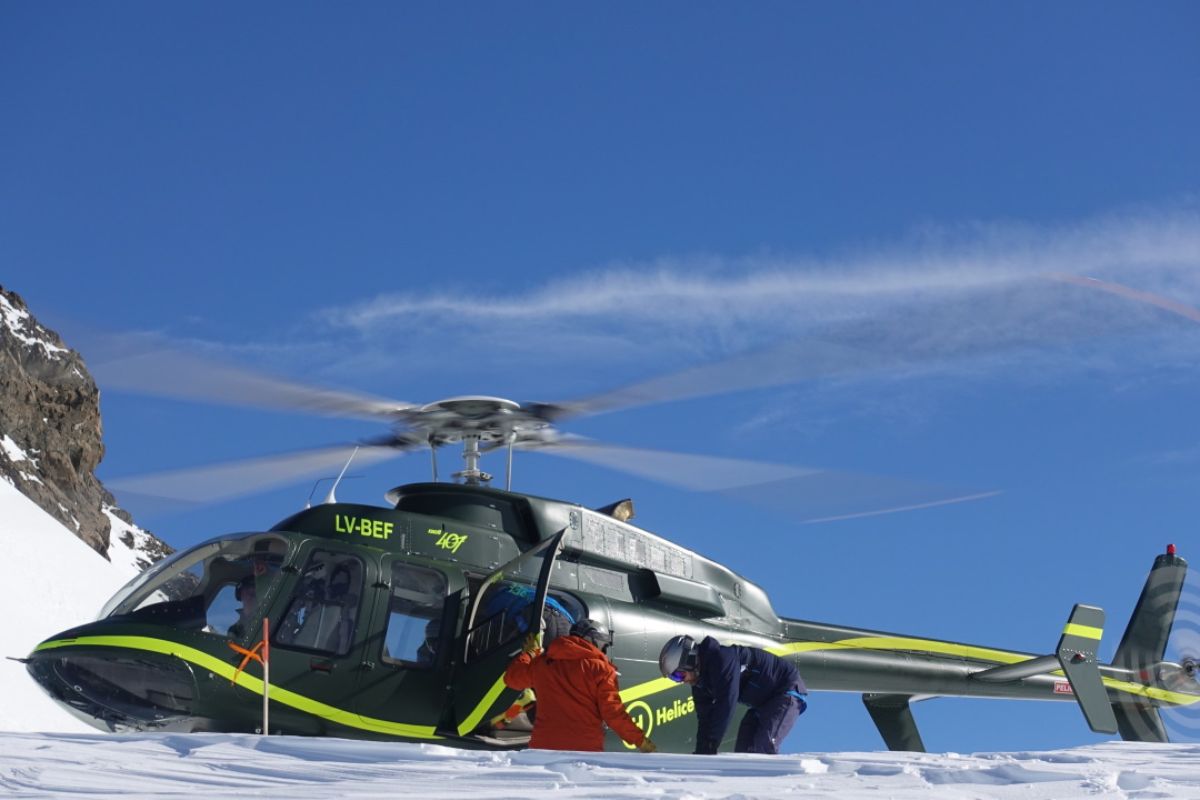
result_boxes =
[483,583,574,637]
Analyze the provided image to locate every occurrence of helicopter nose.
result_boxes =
[26,641,199,731]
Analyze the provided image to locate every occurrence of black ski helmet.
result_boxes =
[570,618,613,652]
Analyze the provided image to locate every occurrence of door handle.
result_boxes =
[309,659,334,673]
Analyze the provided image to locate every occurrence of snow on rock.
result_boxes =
[0,434,36,466]
[0,292,67,358]
[0,285,172,563]
[0,734,1195,799]
[0,479,141,733]
[102,503,164,573]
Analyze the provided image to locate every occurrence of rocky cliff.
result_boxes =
[0,286,170,568]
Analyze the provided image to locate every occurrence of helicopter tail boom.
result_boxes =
[965,547,1191,742]
[774,546,1196,751]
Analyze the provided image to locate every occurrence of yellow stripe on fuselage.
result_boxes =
[619,676,678,703]
[614,635,1200,708]
[34,636,441,739]
[457,674,510,736]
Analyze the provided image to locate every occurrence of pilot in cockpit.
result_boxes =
[227,576,258,639]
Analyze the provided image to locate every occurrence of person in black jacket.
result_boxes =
[659,634,807,754]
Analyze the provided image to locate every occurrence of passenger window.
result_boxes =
[274,551,363,656]
[382,564,448,669]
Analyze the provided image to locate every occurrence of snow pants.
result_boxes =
[734,691,805,754]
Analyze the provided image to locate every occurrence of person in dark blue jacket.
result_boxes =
[659,634,807,754]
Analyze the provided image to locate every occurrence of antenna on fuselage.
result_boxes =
[306,473,363,507]
[322,446,359,504]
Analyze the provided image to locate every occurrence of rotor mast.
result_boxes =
[452,433,492,486]
[408,396,544,488]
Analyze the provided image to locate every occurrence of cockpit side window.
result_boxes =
[382,563,448,669]
[273,550,364,656]
[101,534,288,634]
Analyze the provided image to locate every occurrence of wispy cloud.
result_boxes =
[314,209,1200,384]
[94,208,1200,417]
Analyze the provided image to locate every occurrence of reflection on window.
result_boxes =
[382,564,447,668]
[470,581,539,659]
[274,551,363,656]
[101,534,287,637]
[207,584,241,637]
[133,561,204,612]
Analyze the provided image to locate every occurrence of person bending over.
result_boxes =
[659,633,807,755]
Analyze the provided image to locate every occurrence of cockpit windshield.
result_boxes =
[99,533,290,636]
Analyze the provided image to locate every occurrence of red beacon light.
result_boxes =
[1167,543,1177,556]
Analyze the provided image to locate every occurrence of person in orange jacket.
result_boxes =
[504,618,657,753]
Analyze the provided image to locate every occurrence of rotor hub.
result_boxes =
[419,396,520,418]
[404,396,545,446]
[395,397,554,486]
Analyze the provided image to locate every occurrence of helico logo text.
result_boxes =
[622,695,695,748]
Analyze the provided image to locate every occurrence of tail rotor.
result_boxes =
[1158,577,1200,742]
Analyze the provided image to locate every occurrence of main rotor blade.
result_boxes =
[527,437,821,491]
[539,273,1200,423]
[106,444,405,505]
[530,438,998,523]
[550,339,882,421]
[87,334,415,421]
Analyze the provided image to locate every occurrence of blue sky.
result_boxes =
[4,2,1200,753]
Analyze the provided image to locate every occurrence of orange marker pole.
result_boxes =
[261,617,270,735]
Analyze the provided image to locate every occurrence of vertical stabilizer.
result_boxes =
[1110,545,1187,742]
[1114,546,1187,669]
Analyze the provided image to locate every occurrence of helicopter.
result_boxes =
[23,337,1200,753]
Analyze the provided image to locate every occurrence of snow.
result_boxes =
[0,479,141,733]
[0,733,1195,798]
[0,434,35,465]
[0,293,67,358]
[101,503,160,573]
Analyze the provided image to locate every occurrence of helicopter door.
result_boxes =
[262,543,371,736]
[449,530,565,741]
[348,556,461,740]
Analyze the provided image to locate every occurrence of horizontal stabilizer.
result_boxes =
[1056,604,1118,734]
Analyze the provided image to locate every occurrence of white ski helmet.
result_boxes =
[658,634,699,678]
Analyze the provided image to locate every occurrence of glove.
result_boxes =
[694,738,718,755]
[637,738,657,753]
[521,633,541,656]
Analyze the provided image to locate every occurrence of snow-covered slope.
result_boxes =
[0,478,143,732]
[0,733,1195,799]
